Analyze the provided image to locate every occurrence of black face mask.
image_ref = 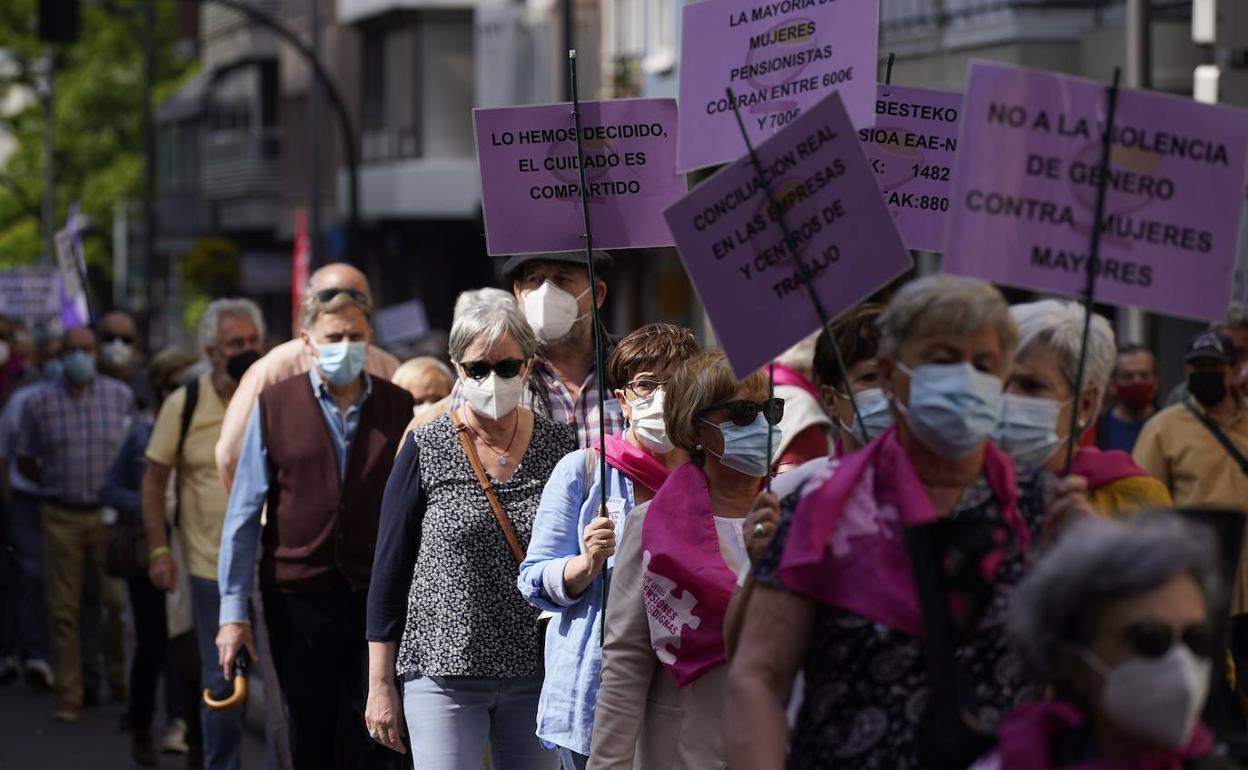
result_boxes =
[1188,370,1228,408]
[226,350,261,382]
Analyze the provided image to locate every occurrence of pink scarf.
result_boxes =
[594,434,670,496]
[995,700,1213,770]
[640,462,736,686]
[770,362,820,400]
[776,427,1029,637]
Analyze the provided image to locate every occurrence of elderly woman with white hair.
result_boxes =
[970,513,1231,770]
[997,300,1171,517]
[727,275,1090,770]
[364,301,575,769]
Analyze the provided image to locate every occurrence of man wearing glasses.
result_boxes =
[214,263,400,491]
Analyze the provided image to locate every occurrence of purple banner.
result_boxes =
[665,91,912,378]
[944,61,1248,321]
[676,0,879,173]
[860,85,961,252]
[472,98,684,255]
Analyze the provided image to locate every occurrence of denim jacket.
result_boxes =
[517,447,636,756]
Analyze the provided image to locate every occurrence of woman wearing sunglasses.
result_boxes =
[727,275,1091,770]
[517,323,699,769]
[589,350,781,770]
[364,302,576,770]
[969,513,1228,770]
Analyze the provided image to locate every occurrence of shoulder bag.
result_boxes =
[450,411,525,564]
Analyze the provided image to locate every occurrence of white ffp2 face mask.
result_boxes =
[461,371,525,421]
[629,390,672,454]
[1080,644,1211,750]
[523,282,589,344]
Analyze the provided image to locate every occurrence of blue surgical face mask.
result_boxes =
[43,359,64,382]
[895,361,1003,459]
[993,394,1068,468]
[839,387,894,444]
[314,340,367,387]
[701,412,783,478]
[62,351,96,385]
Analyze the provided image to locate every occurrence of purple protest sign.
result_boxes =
[944,61,1248,322]
[665,91,912,378]
[860,85,961,252]
[473,98,684,256]
[676,0,879,173]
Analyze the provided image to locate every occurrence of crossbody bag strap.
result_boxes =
[450,411,526,565]
[1183,398,1248,476]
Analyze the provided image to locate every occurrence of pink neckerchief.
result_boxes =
[995,700,1213,770]
[639,462,737,686]
[593,433,670,496]
[770,362,820,400]
[776,426,1029,637]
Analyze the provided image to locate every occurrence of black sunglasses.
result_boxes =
[314,287,369,304]
[461,358,527,381]
[101,333,136,345]
[700,398,785,427]
[1122,621,1214,660]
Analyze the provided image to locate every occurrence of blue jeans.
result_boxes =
[190,577,244,770]
[1,491,48,661]
[556,747,589,770]
[402,675,555,770]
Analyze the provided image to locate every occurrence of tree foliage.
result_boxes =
[0,0,194,282]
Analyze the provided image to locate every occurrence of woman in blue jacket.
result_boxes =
[517,323,698,769]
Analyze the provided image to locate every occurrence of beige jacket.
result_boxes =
[588,502,728,770]
[213,338,400,489]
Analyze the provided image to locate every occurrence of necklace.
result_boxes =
[465,410,520,467]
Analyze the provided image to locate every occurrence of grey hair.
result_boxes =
[448,300,537,363]
[1008,513,1222,683]
[876,275,1018,359]
[1011,299,1115,413]
[454,288,515,322]
[198,298,266,351]
[299,290,374,331]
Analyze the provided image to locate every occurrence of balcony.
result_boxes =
[203,127,283,229]
[338,0,478,25]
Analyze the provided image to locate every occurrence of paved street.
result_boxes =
[0,677,266,770]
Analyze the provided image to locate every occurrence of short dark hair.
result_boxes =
[813,303,883,389]
[1116,343,1157,373]
[606,323,699,390]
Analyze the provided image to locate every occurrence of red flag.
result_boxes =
[291,209,310,332]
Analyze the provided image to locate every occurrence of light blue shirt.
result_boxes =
[218,370,372,625]
[517,447,636,756]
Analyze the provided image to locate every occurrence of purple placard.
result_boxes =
[676,0,879,173]
[665,91,912,378]
[944,61,1248,321]
[472,99,684,255]
[860,84,962,252]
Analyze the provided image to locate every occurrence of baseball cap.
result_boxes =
[1185,331,1235,364]
[500,251,614,280]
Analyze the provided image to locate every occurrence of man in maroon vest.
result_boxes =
[215,289,412,769]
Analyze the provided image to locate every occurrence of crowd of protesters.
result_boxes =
[1,255,1247,770]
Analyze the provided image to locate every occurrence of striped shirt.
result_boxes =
[18,375,135,506]
[448,358,623,449]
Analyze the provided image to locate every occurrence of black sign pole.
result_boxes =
[1063,67,1122,474]
[568,50,613,645]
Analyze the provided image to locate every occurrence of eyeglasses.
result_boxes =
[314,287,369,304]
[699,398,785,426]
[625,378,668,398]
[1122,621,1214,660]
[460,358,527,380]
[101,333,135,345]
